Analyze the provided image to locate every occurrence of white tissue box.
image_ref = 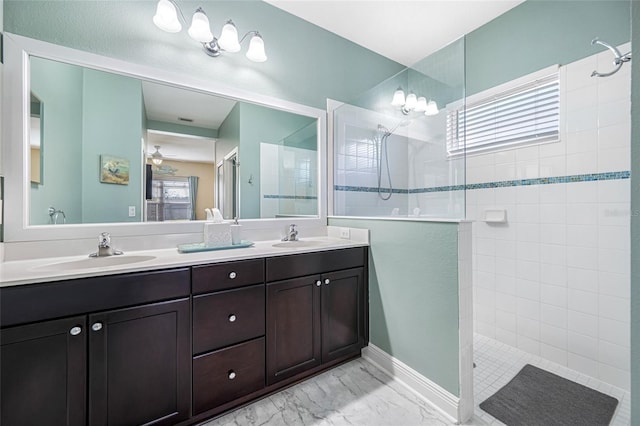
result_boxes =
[203,222,232,247]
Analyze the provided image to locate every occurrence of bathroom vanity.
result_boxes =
[0,241,368,426]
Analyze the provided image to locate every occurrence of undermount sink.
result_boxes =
[272,240,328,248]
[34,255,157,272]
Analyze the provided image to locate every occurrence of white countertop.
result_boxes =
[0,237,368,288]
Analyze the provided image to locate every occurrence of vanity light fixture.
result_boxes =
[152,0,267,62]
[391,87,439,116]
[151,145,164,166]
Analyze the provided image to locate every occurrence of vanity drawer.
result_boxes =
[266,247,366,282]
[193,284,265,354]
[193,337,265,414]
[192,259,264,294]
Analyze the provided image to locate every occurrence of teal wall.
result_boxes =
[3,1,404,110]
[239,103,315,219]
[329,217,461,396]
[629,1,638,422]
[30,57,83,225]
[466,0,630,95]
[81,68,143,223]
[30,59,143,224]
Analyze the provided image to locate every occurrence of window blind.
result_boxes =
[447,74,560,156]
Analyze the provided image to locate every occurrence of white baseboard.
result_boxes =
[362,344,462,424]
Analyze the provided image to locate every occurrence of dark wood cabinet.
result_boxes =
[1,316,87,426]
[265,247,367,386]
[321,268,366,363]
[266,275,322,385]
[89,298,191,426]
[0,269,191,426]
[1,245,368,426]
[193,337,265,414]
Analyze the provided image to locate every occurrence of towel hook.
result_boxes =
[590,37,631,78]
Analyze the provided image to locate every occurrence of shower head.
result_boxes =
[377,120,411,137]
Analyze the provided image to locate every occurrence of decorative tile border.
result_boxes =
[263,195,318,200]
[334,171,630,194]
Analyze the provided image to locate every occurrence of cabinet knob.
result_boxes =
[91,322,103,332]
[229,271,237,279]
[228,370,236,380]
[324,278,330,285]
[315,280,322,287]
[228,314,237,323]
[69,326,82,336]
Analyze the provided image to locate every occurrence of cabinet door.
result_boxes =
[266,276,321,385]
[88,298,190,426]
[1,316,86,426]
[321,268,365,363]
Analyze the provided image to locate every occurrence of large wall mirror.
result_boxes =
[3,33,327,243]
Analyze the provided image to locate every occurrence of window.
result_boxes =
[447,73,560,157]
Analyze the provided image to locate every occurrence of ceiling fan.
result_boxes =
[147,145,178,165]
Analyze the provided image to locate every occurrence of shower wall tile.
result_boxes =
[467,49,630,391]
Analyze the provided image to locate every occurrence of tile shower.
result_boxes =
[333,30,631,422]
[468,44,631,391]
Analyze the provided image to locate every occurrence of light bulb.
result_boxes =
[404,93,418,111]
[218,20,241,52]
[153,0,182,33]
[188,8,214,43]
[415,97,428,112]
[246,33,267,62]
[151,145,163,166]
[391,88,405,106]
[425,100,439,116]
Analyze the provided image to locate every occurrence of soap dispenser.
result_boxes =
[231,217,242,245]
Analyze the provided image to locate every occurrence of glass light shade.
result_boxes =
[404,93,418,110]
[188,8,214,43]
[218,20,241,52]
[153,0,182,33]
[246,34,267,62]
[415,97,428,112]
[151,146,163,165]
[425,100,439,116]
[391,88,405,106]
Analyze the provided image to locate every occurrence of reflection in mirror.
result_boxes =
[29,94,43,184]
[27,55,319,225]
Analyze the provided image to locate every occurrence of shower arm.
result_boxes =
[590,38,631,78]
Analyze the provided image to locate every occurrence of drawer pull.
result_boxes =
[69,326,82,336]
[228,370,236,380]
[229,271,237,279]
[91,322,103,332]
[324,278,330,285]
[316,280,321,287]
[228,314,237,322]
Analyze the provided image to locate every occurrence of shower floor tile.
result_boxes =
[473,334,631,426]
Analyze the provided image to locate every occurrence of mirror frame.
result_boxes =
[2,33,327,243]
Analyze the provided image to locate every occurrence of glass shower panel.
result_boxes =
[333,37,466,219]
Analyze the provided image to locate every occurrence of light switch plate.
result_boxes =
[128,206,135,217]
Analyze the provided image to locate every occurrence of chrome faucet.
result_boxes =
[90,232,123,257]
[282,224,299,242]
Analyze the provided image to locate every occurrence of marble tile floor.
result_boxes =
[199,358,457,426]
[473,334,631,426]
[200,336,631,426]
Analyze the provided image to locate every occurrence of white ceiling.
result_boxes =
[147,131,217,164]
[263,0,525,66]
[142,81,236,129]
[141,81,234,163]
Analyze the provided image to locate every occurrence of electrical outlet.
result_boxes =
[128,206,136,217]
[339,227,350,239]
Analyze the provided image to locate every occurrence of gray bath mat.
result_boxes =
[479,364,618,426]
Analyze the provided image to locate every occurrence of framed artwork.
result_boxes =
[100,155,130,185]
